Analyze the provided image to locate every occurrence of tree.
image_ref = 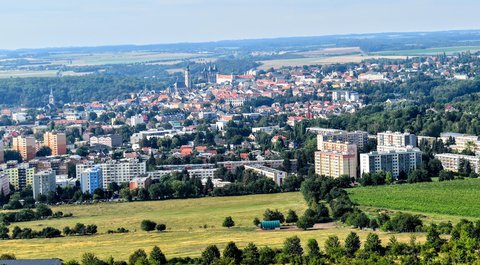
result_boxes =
[306,238,321,258]
[296,214,315,230]
[324,235,344,261]
[439,170,455,181]
[364,233,383,254]
[36,146,52,157]
[223,242,242,264]
[282,236,303,259]
[253,217,260,227]
[285,209,298,223]
[129,249,147,265]
[385,172,394,185]
[242,243,259,265]
[35,204,53,219]
[222,216,235,228]
[201,245,220,265]
[140,220,157,232]
[263,209,285,223]
[156,224,166,232]
[4,150,22,163]
[345,232,361,257]
[149,246,167,265]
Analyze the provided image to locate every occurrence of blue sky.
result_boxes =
[0,0,479,49]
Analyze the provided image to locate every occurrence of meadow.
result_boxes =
[349,178,480,219]
[1,192,423,261]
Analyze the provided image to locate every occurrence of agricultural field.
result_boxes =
[1,192,424,261]
[349,178,480,219]
[258,55,406,70]
[371,45,480,56]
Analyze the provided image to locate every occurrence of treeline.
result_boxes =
[0,76,165,107]
[0,204,70,225]
[0,222,97,240]
[7,217,480,264]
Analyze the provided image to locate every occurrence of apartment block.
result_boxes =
[129,176,153,190]
[90,134,122,148]
[440,132,480,152]
[244,165,287,186]
[12,135,36,161]
[377,131,417,151]
[0,173,10,196]
[434,153,480,173]
[1,161,35,190]
[314,151,357,178]
[0,141,4,163]
[32,170,56,199]
[312,128,368,151]
[43,131,67,156]
[76,159,146,189]
[360,148,422,178]
[80,166,103,193]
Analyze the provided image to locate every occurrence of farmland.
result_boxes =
[349,178,480,219]
[1,192,424,261]
[258,55,407,70]
[371,45,480,56]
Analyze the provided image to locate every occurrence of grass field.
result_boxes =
[349,178,480,219]
[0,192,424,261]
[258,55,406,70]
[372,46,480,56]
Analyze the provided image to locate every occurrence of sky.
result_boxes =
[0,0,479,50]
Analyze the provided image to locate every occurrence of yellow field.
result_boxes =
[1,193,427,261]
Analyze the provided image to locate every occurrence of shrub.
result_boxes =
[156,224,166,232]
[222,216,235,228]
[141,220,157,232]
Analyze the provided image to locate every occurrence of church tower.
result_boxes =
[185,66,192,89]
[49,88,55,105]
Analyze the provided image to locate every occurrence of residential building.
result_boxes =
[244,165,287,186]
[315,140,358,178]
[129,176,153,190]
[440,132,480,152]
[90,134,122,148]
[12,135,36,161]
[80,166,103,193]
[314,150,357,178]
[0,173,10,196]
[360,148,422,178]
[55,175,78,188]
[76,159,146,189]
[311,128,368,151]
[32,170,56,199]
[377,131,417,151]
[0,141,4,163]
[2,161,35,190]
[43,131,67,156]
[217,159,297,172]
[434,153,480,173]
[130,114,145,127]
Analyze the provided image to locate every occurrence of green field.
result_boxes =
[349,178,480,219]
[0,192,423,261]
[372,46,480,56]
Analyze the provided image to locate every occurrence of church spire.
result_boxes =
[49,88,55,105]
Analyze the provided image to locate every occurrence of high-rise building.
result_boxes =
[0,141,4,163]
[434,153,480,173]
[80,166,103,193]
[32,170,56,199]
[2,161,35,190]
[360,147,422,178]
[89,134,122,148]
[43,131,67,156]
[76,159,146,189]
[377,131,417,152]
[311,128,368,152]
[184,66,192,89]
[0,173,10,196]
[314,140,358,178]
[12,135,36,161]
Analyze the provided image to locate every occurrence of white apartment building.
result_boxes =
[244,165,287,186]
[377,131,417,151]
[313,129,368,151]
[147,168,217,180]
[0,173,10,196]
[32,170,56,199]
[76,159,146,189]
[435,153,480,173]
[360,148,422,178]
[90,134,122,148]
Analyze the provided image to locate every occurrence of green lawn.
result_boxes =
[349,178,480,219]
[0,192,422,261]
